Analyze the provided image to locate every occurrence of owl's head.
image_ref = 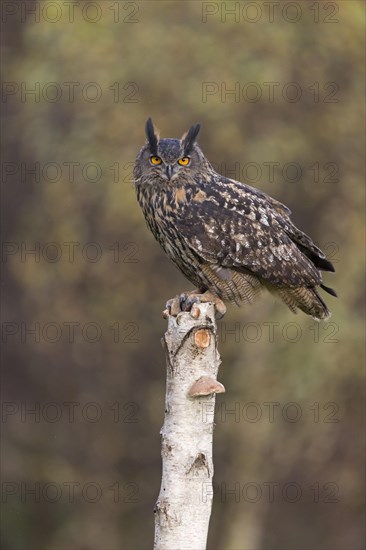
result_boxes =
[134,118,207,185]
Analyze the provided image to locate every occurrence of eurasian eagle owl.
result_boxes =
[134,119,336,320]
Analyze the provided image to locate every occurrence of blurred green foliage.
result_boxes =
[1,1,365,549]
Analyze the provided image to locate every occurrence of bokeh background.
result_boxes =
[1,1,365,549]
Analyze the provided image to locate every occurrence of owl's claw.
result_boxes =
[164,298,178,318]
[179,292,200,312]
[163,290,227,319]
[198,290,227,319]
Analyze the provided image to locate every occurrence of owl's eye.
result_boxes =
[178,157,190,166]
[150,156,162,165]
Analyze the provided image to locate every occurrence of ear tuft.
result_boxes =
[145,118,158,155]
[182,123,201,154]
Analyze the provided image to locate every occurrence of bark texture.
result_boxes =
[154,302,224,550]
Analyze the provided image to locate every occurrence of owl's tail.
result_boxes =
[276,286,332,321]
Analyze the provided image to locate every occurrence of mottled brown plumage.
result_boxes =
[134,119,336,320]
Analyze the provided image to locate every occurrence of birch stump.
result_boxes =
[154,301,225,550]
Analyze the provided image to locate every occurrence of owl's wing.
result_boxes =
[176,176,324,288]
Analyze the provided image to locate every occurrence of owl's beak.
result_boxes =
[165,165,173,180]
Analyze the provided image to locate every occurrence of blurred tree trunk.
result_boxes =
[154,302,225,550]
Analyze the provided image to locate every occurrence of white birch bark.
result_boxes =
[154,302,225,550]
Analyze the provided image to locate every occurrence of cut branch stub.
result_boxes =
[194,328,211,348]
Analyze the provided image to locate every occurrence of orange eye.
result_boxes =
[150,156,162,165]
[178,157,190,166]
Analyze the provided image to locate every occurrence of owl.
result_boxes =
[133,119,336,320]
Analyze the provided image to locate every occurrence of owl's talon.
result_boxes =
[199,291,227,319]
[179,293,200,312]
[164,296,181,317]
[163,291,227,319]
